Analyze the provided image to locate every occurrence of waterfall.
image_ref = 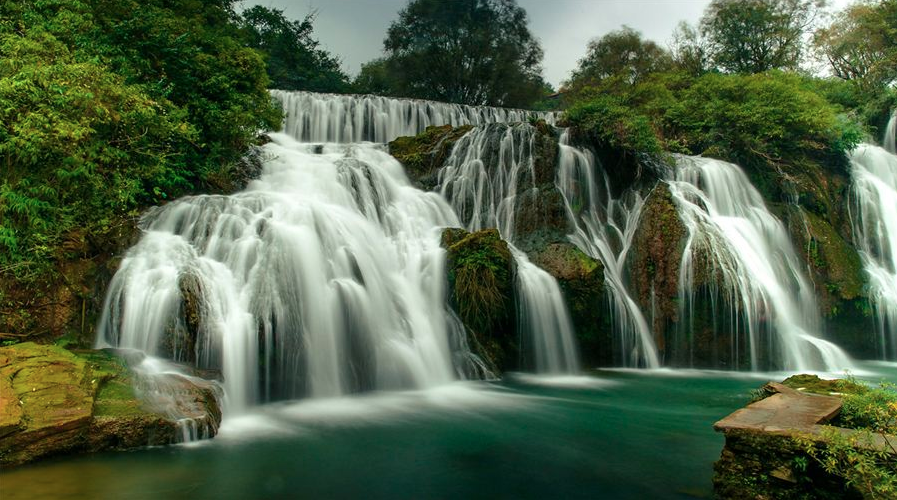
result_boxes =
[668,156,852,371]
[273,90,556,144]
[438,123,580,373]
[556,132,660,368]
[884,110,896,154]
[99,136,480,410]
[849,144,897,358]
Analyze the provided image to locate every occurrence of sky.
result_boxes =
[240,0,850,89]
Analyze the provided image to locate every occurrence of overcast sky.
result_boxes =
[239,0,850,88]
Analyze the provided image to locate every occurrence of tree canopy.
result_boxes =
[0,0,281,276]
[241,6,351,93]
[564,26,673,95]
[701,0,825,73]
[374,0,547,107]
[814,0,897,92]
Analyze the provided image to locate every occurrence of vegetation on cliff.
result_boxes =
[442,228,516,372]
[0,1,348,344]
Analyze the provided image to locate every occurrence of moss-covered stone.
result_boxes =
[528,242,608,366]
[442,228,516,373]
[0,342,221,468]
[388,125,473,190]
[627,183,686,357]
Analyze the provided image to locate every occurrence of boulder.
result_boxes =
[442,228,516,373]
[0,342,222,468]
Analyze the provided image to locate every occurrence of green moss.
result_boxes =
[781,374,865,396]
[445,228,513,334]
[388,125,473,188]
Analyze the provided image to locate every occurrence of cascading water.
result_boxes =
[884,110,896,154]
[667,156,852,371]
[274,90,556,144]
[848,144,897,358]
[99,135,486,411]
[437,122,580,373]
[556,132,660,368]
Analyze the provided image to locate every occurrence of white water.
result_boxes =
[668,156,853,371]
[884,110,896,154]
[556,132,660,368]
[849,144,897,358]
[438,123,580,373]
[99,135,485,410]
[274,90,556,144]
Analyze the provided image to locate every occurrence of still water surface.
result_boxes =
[2,364,894,500]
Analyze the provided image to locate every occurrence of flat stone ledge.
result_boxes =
[714,381,897,452]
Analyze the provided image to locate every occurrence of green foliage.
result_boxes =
[561,94,663,156]
[445,229,513,334]
[700,0,824,73]
[794,379,897,499]
[377,0,547,107]
[813,0,897,93]
[664,71,859,162]
[0,0,280,283]
[837,381,897,434]
[240,6,351,93]
[564,26,673,96]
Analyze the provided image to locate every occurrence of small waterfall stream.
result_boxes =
[668,156,852,371]
[884,110,896,154]
[556,132,660,368]
[849,144,897,358]
[437,123,580,373]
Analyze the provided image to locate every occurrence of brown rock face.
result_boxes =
[529,242,608,366]
[0,343,222,468]
[442,228,516,373]
[627,183,686,355]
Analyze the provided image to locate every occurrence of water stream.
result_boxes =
[849,144,897,358]
[437,123,580,373]
[98,136,475,410]
[668,156,852,371]
[556,131,661,368]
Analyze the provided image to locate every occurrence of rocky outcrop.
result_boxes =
[442,228,516,373]
[529,242,608,366]
[713,376,896,499]
[626,183,686,358]
[0,342,221,468]
[782,206,874,358]
[388,125,473,190]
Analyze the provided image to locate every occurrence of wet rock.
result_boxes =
[388,125,473,190]
[626,183,686,357]
[0,342,222,468]
[529,242,608,366]
[442,228,516,373]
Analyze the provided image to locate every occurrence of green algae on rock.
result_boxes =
[442,228,516,373]
[0,342,222,468]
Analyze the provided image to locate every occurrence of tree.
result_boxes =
[241,6,351,93]
[814,0,897,92]
[565,26,673,94]
[669,21,711,76]
[381,0,546,107]
[353,58,398,95]
[701,0,826,73]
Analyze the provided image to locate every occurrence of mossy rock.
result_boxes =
[529,242,608,366]
[780,374,865,396]
[388,125,473,190]
[0,342,221,468]
[626,183,686,356]
[442,228,516,373]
